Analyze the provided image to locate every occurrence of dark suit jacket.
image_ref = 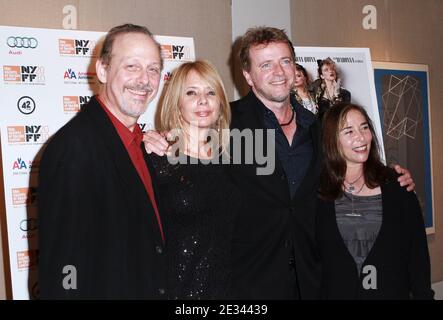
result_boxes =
[316,176,434,299]
[227,91,322,299]
[38,97,167,299]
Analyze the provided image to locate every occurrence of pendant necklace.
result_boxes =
[344,174,364,217]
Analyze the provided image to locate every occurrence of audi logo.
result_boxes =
[7,36,38,49]
[20,218,38,232]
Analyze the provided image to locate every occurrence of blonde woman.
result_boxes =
[147,60,240,299]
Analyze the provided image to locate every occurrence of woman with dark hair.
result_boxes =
[316,103,433,299]
[311,57,351,120]
[293,63,318,115]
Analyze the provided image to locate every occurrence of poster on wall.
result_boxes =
[0,25,195,299]
[373,62,435,234]
[294,47,384,158]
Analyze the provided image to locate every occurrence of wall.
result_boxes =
[0,0,233,97]
[231,0,292,99]
[291,0,443,283]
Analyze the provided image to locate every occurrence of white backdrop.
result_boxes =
[0,25,195,299]
[294,47,385,159]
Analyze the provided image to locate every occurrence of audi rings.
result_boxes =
[20,218,38,232]
[7,36,38,49]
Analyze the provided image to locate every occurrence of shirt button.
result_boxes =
[291,181,296,185]
[155,246,163,254]
[289,258,296,267]
[158,288,166,295]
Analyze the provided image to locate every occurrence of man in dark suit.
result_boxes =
[38,24,167,299]
[227,27,321,299]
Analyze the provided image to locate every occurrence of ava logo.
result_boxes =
[59,38,97,57]
[17,96,36,115]
[7,125,50,144]
[2,65,45,84]
[13,157,30,171]
[17,249,39,270]
[7,36,38,49]
[161,44,192,61]
[138,123,149,132]
[164,71,172,82]
[12,187,37,206]
[64,68,77,79]
[63,95,91,112]
[64,69,96,83]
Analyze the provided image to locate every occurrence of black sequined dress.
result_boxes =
[150,154,240,299]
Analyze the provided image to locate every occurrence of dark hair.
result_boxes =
[295,63,310,85]
[317,57,336,79]
[99,23,162,68]
[239,26,295,72]
[319,103,393,200]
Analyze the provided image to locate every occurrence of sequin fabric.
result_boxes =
[150,154,241,299]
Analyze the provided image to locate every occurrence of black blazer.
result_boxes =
[316,176,434,299]
[38,97,167,299]
[226,91,322,299]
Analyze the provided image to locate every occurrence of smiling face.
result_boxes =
[178,70,221,131]
[242,41,295,107]
[96,32,162,128]
[338,109,373,167]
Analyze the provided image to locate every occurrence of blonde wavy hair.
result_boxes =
[159,60,231,156]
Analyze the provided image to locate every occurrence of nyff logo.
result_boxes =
[59,39,97,56]
[7,125,49,144]
[63,96,91,112]
[12,187,37,206]
[161,45,192,61]
[17,250,39,270]
[2,65,45,84]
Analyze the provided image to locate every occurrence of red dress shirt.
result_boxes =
[97,96,165,243]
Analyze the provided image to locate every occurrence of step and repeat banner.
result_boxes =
[0,25,195,299]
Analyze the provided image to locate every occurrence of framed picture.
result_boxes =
[295,47,384,158]
[373,62,435,234]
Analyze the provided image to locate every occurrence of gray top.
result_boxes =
[335,192,382,276]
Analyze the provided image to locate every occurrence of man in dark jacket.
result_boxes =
[38,24,167,299]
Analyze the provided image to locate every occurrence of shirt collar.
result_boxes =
[259,93,316,129]
[96,95,143,148]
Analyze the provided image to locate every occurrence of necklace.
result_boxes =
[344,180,365,217]
[279,106,294,127]
[344,173,363,193]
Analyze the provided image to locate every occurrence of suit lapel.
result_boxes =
[82,97,163,243]
[234,91,289,202]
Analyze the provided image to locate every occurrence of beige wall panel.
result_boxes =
[292,0,443,283]
[0,0,233,97]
